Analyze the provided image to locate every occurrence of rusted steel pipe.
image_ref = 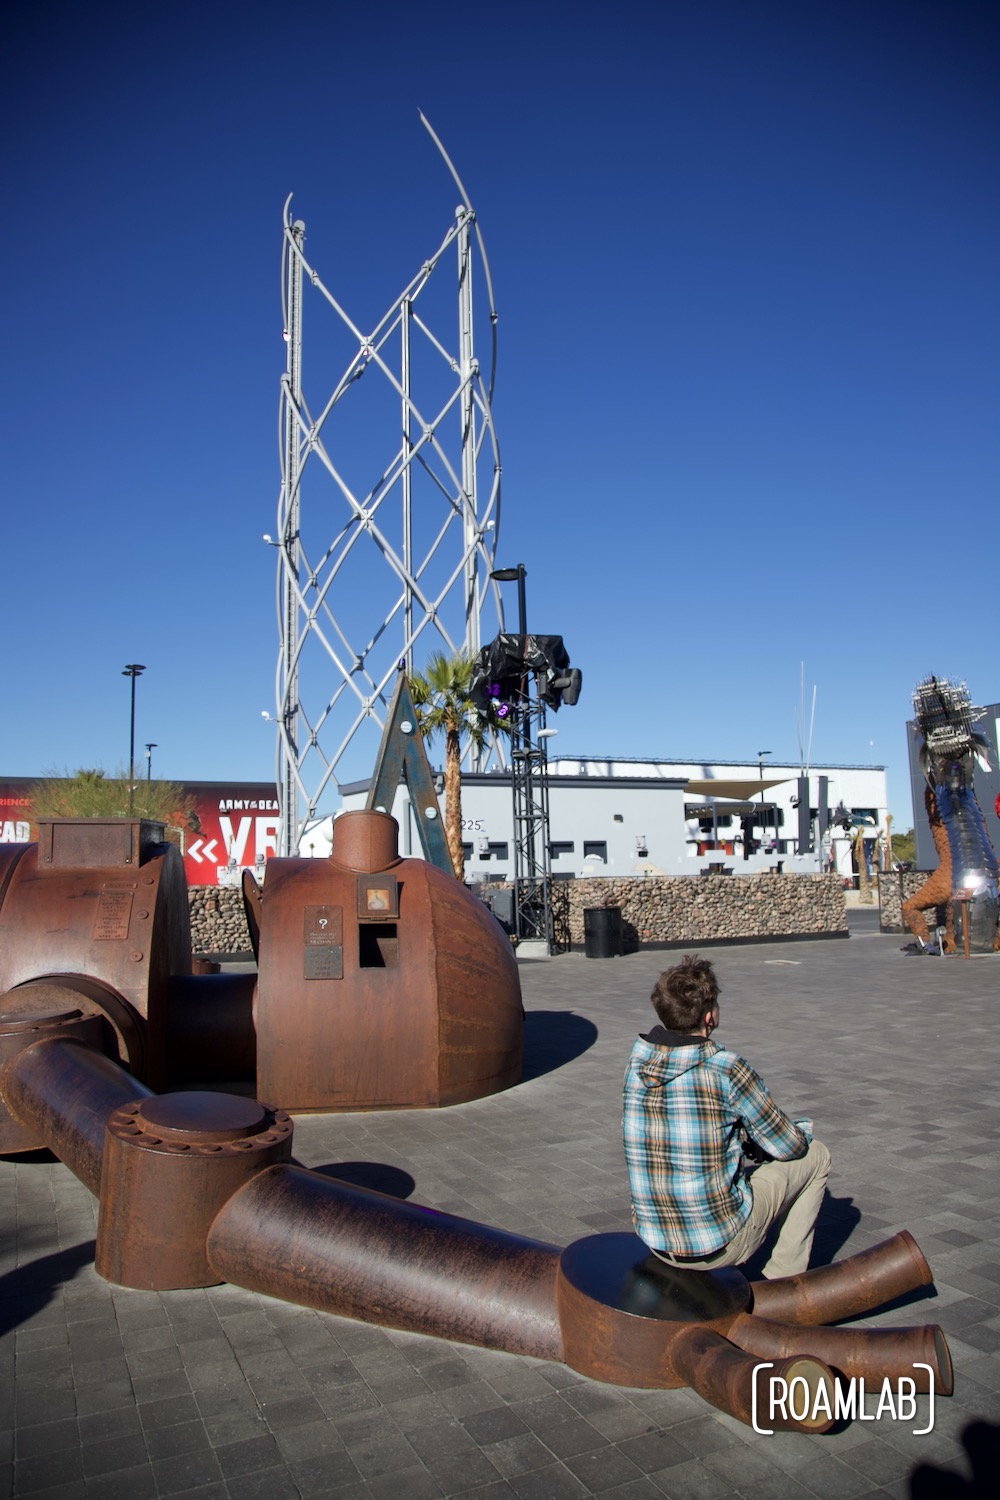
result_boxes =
[96,1093,293,1290]
[669,1326,835,1433]
[749,1231,932,1325]
[0,1036,152,1194]
[726,1314,953,1394]
[0,1009,106,1152]
[207,1163,564,1360]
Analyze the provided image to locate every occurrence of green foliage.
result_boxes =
[28,768,193,830]
[409,651,489,880]
[408,651,486,749]
[890,827,916,866]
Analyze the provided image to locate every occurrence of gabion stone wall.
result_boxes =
[549,873,847,949]
[189,886,252,956]
[189,871,848,957]
[877,870,935,934]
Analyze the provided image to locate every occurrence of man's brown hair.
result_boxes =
[650,954,720,1033]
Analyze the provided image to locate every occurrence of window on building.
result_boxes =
[485,841,509,861]
[583,840,608,862]
[461,842,473,862]
[549,840,574,858]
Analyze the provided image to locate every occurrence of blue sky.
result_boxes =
[2,0,997,825]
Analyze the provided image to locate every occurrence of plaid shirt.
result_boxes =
[623,1031,811,1257]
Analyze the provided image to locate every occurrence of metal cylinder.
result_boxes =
[749,1232,932,1326]
[207,1163,563,1359]
[726,1313,953,1395]
[583,907,622,959]
[555,1232,749,1388]
[669,1325,835,1433]
[0,1037,154,1194]
[0,1009,106,1152]
[0,976,145,1077]
[95,1092,293,1290]
[329,809,400,873]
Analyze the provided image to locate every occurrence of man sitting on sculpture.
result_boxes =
[623,955,831,1279]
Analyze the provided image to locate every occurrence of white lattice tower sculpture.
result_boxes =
[274,118,504,853]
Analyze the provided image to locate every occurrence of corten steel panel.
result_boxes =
[0,831,191,1089]
[426,867,522,1105]
[255,810,522,1111]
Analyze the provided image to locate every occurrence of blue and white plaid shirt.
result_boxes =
[623,1030,811,1257]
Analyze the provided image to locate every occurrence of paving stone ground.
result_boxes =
[3,911,1000,1498]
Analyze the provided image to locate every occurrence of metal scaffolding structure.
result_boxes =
[510,695,553,949]
[273,118,504,854]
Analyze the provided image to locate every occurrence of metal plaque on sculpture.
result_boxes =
[303,905,343,980]
[93,886,135,941]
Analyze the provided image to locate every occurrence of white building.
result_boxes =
[334,756,888,883]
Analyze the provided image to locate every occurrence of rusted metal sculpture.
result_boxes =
[903,786,956,951]
[0,817,193,1086]
[254,809,522,1109]
[1,1034,952,1434]
[0,807,522,1128]
[904,676,1000,954]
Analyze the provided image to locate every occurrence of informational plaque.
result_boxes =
[93,885,135,941]
[303,905,343,980]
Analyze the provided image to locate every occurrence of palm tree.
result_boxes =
[410,651,488,880]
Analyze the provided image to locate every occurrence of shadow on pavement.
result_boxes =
[0,1239,96,1337]
[308,1161,417,1199]
[521,1009,599,1082]
[910,1419,1000,1497]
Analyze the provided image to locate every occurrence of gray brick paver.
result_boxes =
[4,921,1000,1497]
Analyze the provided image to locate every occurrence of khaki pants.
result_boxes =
[654,1139,832,1280]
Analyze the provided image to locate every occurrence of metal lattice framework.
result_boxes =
[510,697,553,948]
[274,117,504,853]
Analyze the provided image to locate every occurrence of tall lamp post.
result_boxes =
[145,743,158,781]
[757,749,772,857]
[122,664,146,816]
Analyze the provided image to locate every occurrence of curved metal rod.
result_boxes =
[418,110,499,402]
[727,1314,952,1395]
[749,1231,932,1325]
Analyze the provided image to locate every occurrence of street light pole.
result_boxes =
[145,743,158,781]
[122,664,146,816]
[757,749,772,858]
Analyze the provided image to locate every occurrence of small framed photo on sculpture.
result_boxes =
[357,874,399,920]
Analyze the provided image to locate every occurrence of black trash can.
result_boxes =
[584,906,622,958]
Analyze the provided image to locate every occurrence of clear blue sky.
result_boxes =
[3,0,997,826]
